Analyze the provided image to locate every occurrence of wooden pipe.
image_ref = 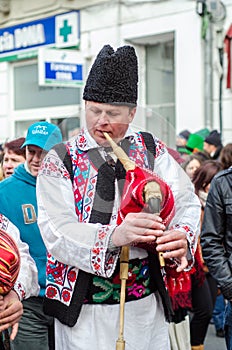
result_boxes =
[103,132,165,267]
[103,132,135,171]
[103,132,165,349]
[143,182,165,267]
[115,245,129,350]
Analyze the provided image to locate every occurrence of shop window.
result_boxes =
[145,35,175,147]
[14,63,80,110]
[52,116,80,141]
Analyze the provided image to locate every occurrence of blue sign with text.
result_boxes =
[45,62,83,82]
[0,11,80,62]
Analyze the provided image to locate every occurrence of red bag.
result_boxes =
[117,166,175,252]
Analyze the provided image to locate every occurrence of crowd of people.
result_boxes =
[174,128,232,349]
[0,44,230,350]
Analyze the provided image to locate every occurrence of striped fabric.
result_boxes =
[0,228,20,294]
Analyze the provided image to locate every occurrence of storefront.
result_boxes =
[0,1,231,146]
[0,10,82,142]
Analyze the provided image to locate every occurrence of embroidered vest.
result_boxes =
[43,132,173,326]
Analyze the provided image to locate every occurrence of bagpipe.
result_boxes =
[103,132,175,350]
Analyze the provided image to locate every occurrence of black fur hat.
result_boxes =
[83,45,138,105]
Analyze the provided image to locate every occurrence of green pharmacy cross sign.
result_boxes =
[60,20,72,43]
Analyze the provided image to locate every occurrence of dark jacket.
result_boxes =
[201,167,232,300]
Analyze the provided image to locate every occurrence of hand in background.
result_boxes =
[0,290,23,340]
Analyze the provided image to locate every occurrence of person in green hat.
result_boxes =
[178,133,204,158]
[185,133,204,153]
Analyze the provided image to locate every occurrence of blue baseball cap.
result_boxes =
[21,121,62,151]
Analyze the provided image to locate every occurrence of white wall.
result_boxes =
[80,0,232,143]
[0,0,231,144]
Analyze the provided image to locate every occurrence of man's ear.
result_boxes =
[129,107,137,123]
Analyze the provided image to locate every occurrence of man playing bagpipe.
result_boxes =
[36,44,201,350]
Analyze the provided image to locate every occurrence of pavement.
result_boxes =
[205,324,226,350]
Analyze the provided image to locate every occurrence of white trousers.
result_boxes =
[55,293,170,350]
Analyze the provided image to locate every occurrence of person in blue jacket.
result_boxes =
[0,121,62,350]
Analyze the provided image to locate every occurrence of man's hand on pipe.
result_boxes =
[112,212,165,247]
[156,230,188,272]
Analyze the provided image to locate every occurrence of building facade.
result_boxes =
[0,0,231,146]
